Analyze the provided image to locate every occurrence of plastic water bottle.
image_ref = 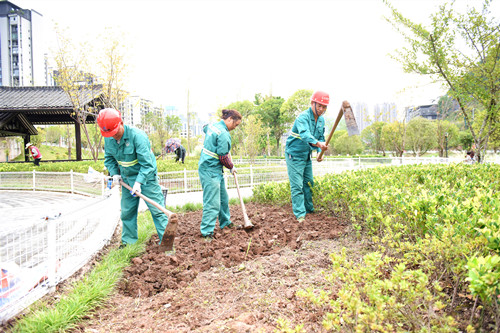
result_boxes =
[107,178,113,189]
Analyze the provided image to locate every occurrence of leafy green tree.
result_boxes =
[333,133,364,156]
[361,122,387,155]
[143,113,182,154]
[45,126,64,144]
[382,121,406,157]
[406,117,437,156]
[458,130,474,151]
[242,114,267,160]
[436,120,459,157]
[281,89,314,118]
[220,100,257,155]
[257,96,286,156]
[385,0,500,162]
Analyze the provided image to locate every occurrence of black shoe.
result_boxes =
[119,243,127,249]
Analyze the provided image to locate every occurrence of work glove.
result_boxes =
[112,174,122,185]
[131,181,142,197]
[230,167,237,175]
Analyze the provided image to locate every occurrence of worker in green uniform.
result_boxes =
[97,108,175,249]
[285,91,329,222]
[198,109,242,241]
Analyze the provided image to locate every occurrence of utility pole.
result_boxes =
[186,89,190,156]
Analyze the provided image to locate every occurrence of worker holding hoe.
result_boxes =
[285,91,329,223]
[198,109,242,242]
[97,108,174,250]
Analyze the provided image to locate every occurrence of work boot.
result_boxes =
[202,233,214,243]
[118,243,127,249]
[297,216,305,223]
[224,223,236,229]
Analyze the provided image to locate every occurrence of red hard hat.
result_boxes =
[97,108,122,137]
[311,91,330,106]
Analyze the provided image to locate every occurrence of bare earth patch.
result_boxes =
[76,203,358,332]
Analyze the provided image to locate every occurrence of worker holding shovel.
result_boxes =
[285,91,329,223]
[198,109,242,242]
[97,108,175,251]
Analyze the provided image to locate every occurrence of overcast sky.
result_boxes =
[14,0,498,121]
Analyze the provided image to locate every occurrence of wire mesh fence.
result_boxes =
[0,171,118,324]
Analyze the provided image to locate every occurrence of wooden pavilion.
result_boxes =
[0,86,103,161]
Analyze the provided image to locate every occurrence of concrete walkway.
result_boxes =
[139,187,254,211]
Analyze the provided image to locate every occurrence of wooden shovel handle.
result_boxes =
[119,180,176,219]
[317,100,350,161]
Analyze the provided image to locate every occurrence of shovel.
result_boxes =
[119,180,178,251]
[232,172,254,229]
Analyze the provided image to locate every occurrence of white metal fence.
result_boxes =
[157,156,468,194]
[0,171,119,324]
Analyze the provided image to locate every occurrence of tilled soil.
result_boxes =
[77,203,351,332]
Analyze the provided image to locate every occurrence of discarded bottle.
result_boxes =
[107,178,113,189]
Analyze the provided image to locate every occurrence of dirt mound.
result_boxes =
[119,203,345,298]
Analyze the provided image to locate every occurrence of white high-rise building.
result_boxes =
[0,0,47,87]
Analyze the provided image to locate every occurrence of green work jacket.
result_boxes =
[104,125,157,185]
[285,107,325,159]
[198,120,232,172]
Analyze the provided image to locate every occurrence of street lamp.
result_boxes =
[445,132,449,159]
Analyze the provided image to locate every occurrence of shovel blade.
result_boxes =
[160,213,178,252]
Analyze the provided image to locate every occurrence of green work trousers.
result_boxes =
[199,168,231,236]
[285,153,315,219]
[121,178,168,245]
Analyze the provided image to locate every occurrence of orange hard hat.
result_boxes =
[311,91,330,106]
[97,108,122,137]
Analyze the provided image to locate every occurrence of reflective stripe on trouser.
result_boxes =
[199,168,231,236]
[120,179,169,244]
[285,154,314,219]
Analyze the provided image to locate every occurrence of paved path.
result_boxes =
[1,188,255,220]
[0,190,100,228]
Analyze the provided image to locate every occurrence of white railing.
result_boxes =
[0,172,119,324]
[158,156,467,194]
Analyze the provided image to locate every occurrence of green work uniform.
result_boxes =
[198,120,233,236]
[285,107,325,219]
[104,125,169,245]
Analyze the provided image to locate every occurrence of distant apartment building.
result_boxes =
[352,102,370,132]
[405,104,439,121]
[0,0,47,86]
[373,102,398,123]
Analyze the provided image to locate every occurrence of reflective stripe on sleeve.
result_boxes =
[118,159,138,167]
[290,131,301,139]
[202,148,219,159]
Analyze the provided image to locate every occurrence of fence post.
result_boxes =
[184,169,188,193]
[47,219,57,289]
[33,169,36,191]
[70,170,74,194]
[358,156,361,168]
[250,165,254,188]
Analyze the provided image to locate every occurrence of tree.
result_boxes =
[281,89,314,118]
[333,132,364,156]
[242,114,267,160]
[406,117,437,156]
[53,25,129,162]
[436,120,459,157]
[257,96,286,156]
[221,100,257,155]
[385,0,500,162]
[143,113,182,155]
[361,121,387,155]
[381,121,407,157]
